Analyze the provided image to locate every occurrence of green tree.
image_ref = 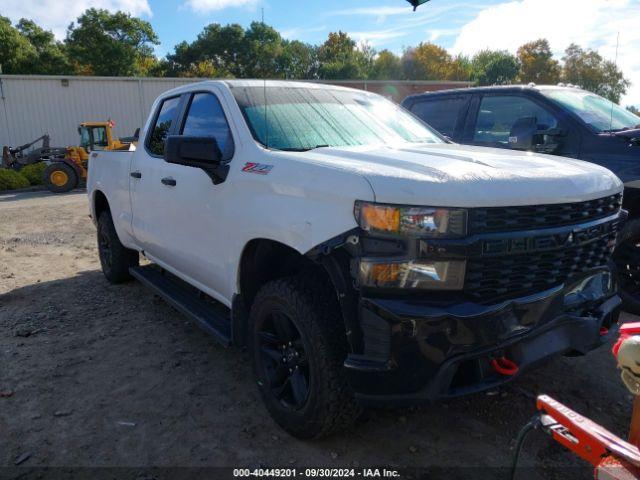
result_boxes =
[471,50,520,85]
[562,43,629,103]
[447,54,472,81]
[357,42,376,80]
[243,22,285,78]
[404,42,453,80]
[517,38,560,84]
[400,44,470,81]
[371,49,402,80]
[279,40,318,79]
[627,105,640,116]
[0,15,36,73]
[16,19,71,74]
[317,31,365,79]
[66,8,159,76]
[167,23,245,77]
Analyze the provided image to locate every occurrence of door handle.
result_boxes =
[161,177,176,186]
[130,171,142,179]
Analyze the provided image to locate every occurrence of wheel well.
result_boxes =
[238,239,320,306]
[93,190,110,219]
[234,239,342,347]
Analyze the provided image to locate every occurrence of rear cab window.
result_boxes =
[408,95,469,139]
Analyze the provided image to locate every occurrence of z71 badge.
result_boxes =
[242,162,273,175]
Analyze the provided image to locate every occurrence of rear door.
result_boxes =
[405,94,470,141]
[130,94,184,258]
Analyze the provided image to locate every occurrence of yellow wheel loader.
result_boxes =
[2,121,138,193]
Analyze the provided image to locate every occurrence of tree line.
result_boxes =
[0,8,632,104]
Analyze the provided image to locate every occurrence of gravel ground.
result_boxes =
[0,190,636,479]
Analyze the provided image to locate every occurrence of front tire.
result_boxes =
[44,162,77,193]
[614,218,640,315]
[249,276,361,439]
[97,211,138,284]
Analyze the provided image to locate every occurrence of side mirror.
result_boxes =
[164,135,229,185]
[508,116,537,151]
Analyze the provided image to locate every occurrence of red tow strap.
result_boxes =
[490,356,519,376]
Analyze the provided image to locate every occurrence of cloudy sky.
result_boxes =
[3,0,640,106]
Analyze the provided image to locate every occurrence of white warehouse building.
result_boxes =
[0,75,471,149]
[0,75,200,148]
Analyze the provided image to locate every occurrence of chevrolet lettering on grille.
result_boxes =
[482,220,618,256]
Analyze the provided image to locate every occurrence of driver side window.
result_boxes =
[473,95,558,147]
[180,93,234,161]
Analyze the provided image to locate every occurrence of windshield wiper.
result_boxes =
[277,145,330,152]
[602,124,640,133]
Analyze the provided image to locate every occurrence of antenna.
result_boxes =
[609,32,620,133]
[262,6,269,149]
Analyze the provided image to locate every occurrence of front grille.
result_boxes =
[464,224,619,303]
[469,193,622,234]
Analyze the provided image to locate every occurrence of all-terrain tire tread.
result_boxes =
[615,218,640,315]
[97,211,139,284]
[250,274,362,438]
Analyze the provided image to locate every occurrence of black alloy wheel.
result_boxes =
[249,276,361,438]
[98,221,113,271]
[256,309,310,409]
[96,211,138,284]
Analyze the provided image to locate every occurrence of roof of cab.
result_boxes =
[157,79,364,99]
[223,79,356,91]
[402,84,583,105]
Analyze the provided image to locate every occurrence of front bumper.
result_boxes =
[344,269,621,406]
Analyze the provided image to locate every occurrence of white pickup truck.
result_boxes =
[88,80,625,438]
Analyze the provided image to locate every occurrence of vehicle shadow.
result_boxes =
[0,271,632,477]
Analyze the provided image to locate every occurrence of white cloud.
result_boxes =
[451,0,640,106]
[183,0,257,14]
[2,0,152,39]
[349,27,411,46]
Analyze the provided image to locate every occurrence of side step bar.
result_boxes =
[130,265,231,346]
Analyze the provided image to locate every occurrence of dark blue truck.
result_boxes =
[402,84,640,313]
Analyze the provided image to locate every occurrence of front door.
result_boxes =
[465,94,578,157]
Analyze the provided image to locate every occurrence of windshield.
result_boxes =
[541,89,640,133]
[230,86,443,151]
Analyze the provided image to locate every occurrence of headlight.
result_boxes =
[354,201,467,237]
[359,259,466,290]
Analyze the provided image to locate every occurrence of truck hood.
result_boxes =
[299,143,622,207]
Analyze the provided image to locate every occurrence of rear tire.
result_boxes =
[97,211,138,284]
[249,275,361,439]
[44,162,77,193]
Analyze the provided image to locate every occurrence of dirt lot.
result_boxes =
[0,190,636,479]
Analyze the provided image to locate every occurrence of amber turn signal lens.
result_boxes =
[368,263,400,284]
[355,201,467,237]
[359,203,400,233]
[359,260,466,290]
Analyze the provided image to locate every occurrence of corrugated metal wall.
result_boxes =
[0,75,471,149]
[0,75,199,148]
